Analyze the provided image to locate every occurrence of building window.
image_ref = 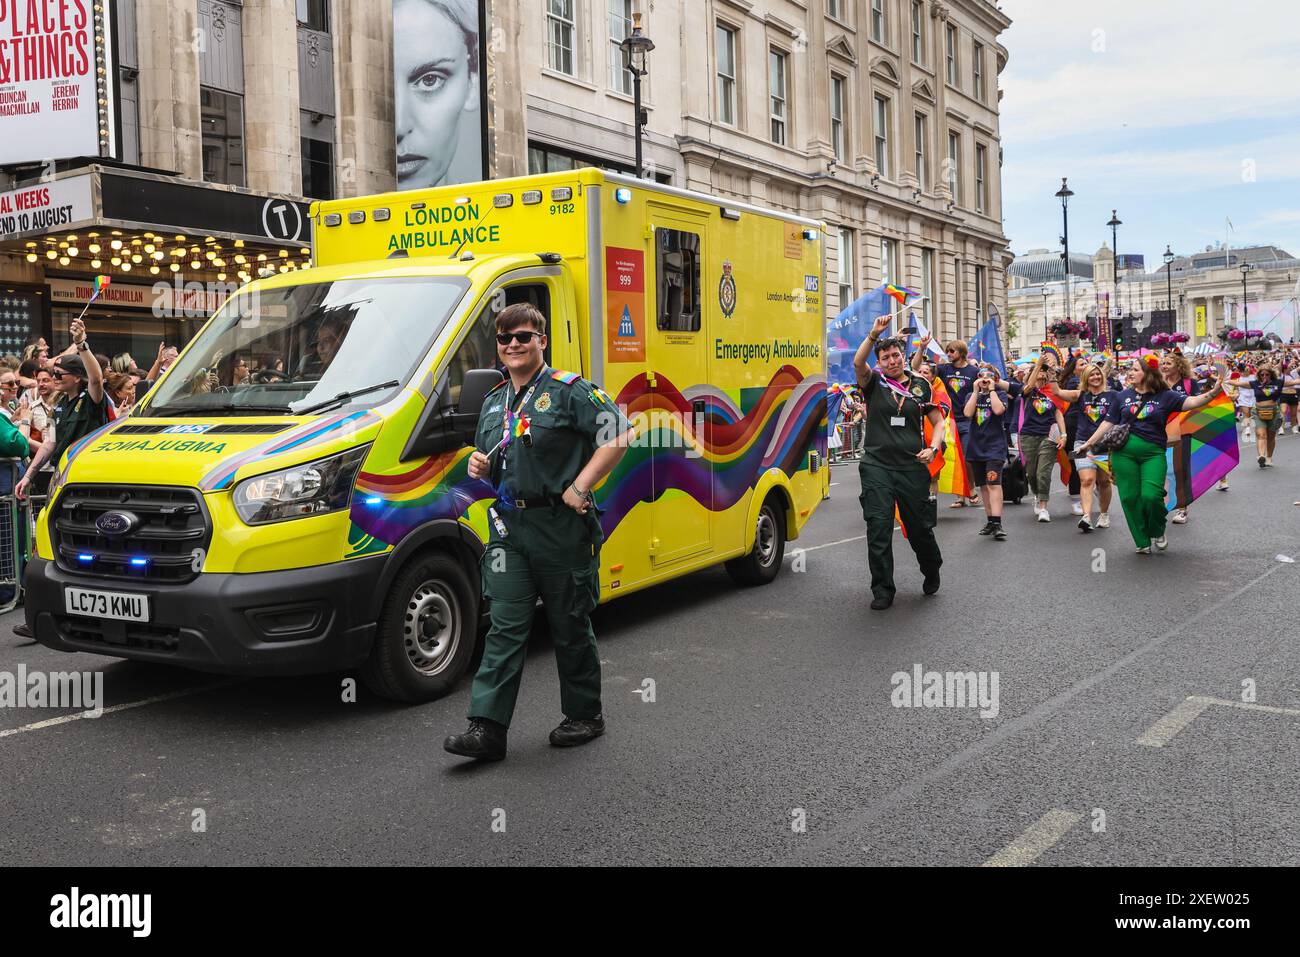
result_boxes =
[921,248,935,329]
[200,87,245,188]
[769,49,788,145]
[871,0,886,44]
[830,74,846,163]
[547,0,576,76]
[975,143,988,214]
[716,23,738,126]
[301,133,334,200]
[973,41,986,102]
[837,226,856,308]
[974,265,986,328]
[296,0,328,31]
[828,0,845,20]
[914,112,928,191]
[880,237,897,287]
[608,0,634,94]
[873,95,890,178]
[528,141,671,182]
[947,130,961,205]
[945,24,957,86]
[911,1,924,64]
[657,228,702,332]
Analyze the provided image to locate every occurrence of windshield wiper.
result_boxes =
[292,380,401,416]
[145,403,293,417]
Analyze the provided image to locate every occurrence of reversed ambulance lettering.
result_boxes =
[90,440,229,454]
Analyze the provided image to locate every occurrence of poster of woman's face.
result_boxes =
[393,0,485,190]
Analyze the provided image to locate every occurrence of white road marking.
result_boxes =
[1136,695,1300,748]
[790,535,867,555]
[0,681,238,739]
[1135,697,1216,747]
[981,809,1083,867]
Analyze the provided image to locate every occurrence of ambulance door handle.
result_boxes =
[692,399,706,438]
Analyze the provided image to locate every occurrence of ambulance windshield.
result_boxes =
[141,276,469,416]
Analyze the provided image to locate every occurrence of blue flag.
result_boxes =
[826,283,900,372]
[967,315,1006,377]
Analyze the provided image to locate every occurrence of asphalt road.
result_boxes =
[3,429,1298,866]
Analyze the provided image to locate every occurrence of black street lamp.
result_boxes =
[1240,262,1252,330]
[1163,245,1174,311]
[619,13,655,179]
[1107,209,1122,312]
[1056,178,1074,323]
[1041,285,1049,336]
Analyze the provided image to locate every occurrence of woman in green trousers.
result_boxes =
[1078,355,1226,554]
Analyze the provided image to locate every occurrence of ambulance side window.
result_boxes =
[656,228,702,332]
[445,283,552,405]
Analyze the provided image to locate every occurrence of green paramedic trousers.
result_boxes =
[468,505,603,728]
[859,459,943,601]
[1110,434,1168,549]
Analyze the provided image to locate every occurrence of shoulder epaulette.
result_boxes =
[487,379,508,394]
[550,369,582,385]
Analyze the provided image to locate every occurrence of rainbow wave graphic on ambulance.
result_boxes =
[344,366,827,552]
[596,365,826,536]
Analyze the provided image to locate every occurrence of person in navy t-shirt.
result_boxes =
[1051,362,1117,533]
[1079,356,1226,553]
[963,370,1010,541]
[913,337,980,508]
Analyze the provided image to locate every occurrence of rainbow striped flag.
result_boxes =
[91,274,111,301]
[1164,392,1238,510]
[885,283,917,306]
[929,377,971,496]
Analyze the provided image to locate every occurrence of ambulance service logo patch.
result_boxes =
[718,261,737,318]
[534,392,552,413]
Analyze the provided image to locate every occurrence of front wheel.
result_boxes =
[360,552,478,702]
[725,497,786,587]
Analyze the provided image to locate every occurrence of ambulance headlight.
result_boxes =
[233,446,370,525]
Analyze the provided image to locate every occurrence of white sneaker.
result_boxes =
[1096,513,1110,528]
[1153,534,1168,550]
[1071,501,1084,516]
[1170,509,1187,524]
[1037,507,1051,523]
[1077,517,1092,532]
[1218,481,1230,491]
[1136,546,1151,555]
[1266,457,1274,467]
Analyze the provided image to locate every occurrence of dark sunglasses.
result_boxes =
[49,370,67,379]
[495,331,542,346]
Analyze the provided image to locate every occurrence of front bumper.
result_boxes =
[24,555,385,676]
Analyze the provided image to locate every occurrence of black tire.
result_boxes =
[360,551,478,703]
[725,496,786,587]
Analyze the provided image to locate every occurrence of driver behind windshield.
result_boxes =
[297,316,347,379]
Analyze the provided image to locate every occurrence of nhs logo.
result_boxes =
[161,424,211,434]
[804,275,820,293]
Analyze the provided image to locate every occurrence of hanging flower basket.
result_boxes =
[1150,333,1172,347]
[1226,329,1246,342]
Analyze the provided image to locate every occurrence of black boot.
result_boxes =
[443,718,507,761]
[549,714,605,748]
[13,622,32,639]
[923,569,941,596]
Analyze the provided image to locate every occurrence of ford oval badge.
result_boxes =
[95,510,139,537]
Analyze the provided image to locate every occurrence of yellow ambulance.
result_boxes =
[24,169,829,701]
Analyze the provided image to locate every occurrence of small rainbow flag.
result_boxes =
[1040,341,1064,366]
[885,283,917,306]
[1164,392,1238,510]
[91,274,111,300]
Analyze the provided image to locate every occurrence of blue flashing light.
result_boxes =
[614,188,632,205]
[78,554,94,562]
[365,496,382,507]
[130,558,149,567]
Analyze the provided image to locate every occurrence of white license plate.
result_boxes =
[64,587,151,623]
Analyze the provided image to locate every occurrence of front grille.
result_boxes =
[206,423,293,435]
[112,425,167,434]
[54,615,181,652]
[52,485,211,583]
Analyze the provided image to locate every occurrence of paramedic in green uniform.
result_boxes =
[444,303,634,762]
[853,315,945,610]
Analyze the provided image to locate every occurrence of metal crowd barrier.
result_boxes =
[0,457,28,615]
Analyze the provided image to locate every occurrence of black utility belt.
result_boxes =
[504,495,567,510]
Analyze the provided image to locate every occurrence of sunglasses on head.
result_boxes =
[496,330,541,346]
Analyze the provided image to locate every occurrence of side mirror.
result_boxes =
[457,368,504,420]
[399,368,504,462]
